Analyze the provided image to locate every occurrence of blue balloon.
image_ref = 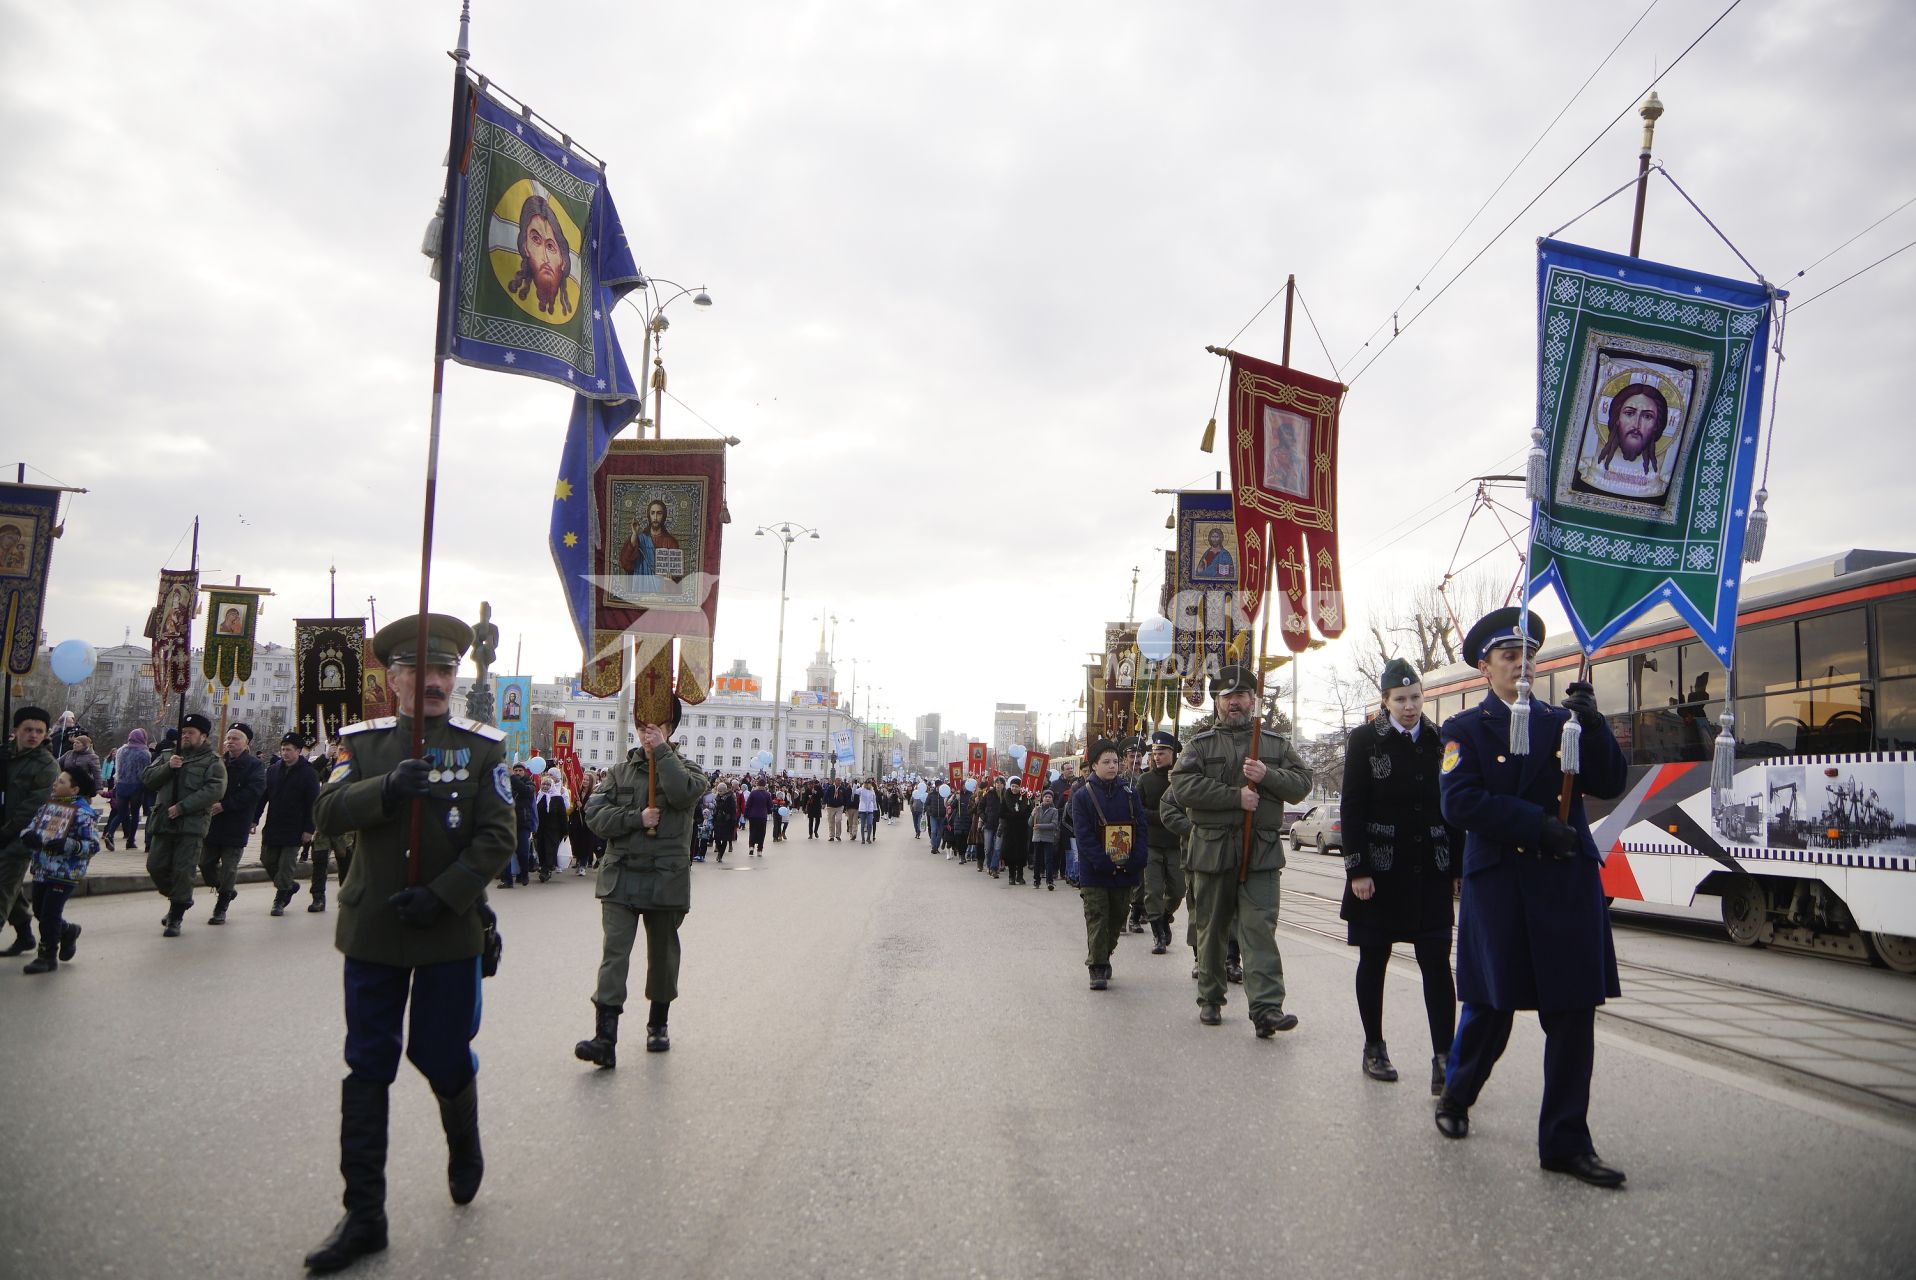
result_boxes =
[1008,744,1028,764]
[778,806,791,819]
[526,757,548,776]
[751,750,774,770]
[964,778,977,793]
[937,783,951,799]
[49,640,97,685]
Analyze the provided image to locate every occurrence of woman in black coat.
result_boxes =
[711,785,739,863]
[1340,658,1461,1094]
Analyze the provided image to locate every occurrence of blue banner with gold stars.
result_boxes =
[550,394,643,691]
[438,73,644,397]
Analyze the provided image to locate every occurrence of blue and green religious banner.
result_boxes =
[0,483,61,677]
[201,584,270,692]
[494,674,532,762]
[1526,239,1780,666]
[439,74,643,398]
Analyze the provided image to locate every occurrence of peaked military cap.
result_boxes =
[372,612,473,667]
[1211,664,1257,697]
[1462,607,1545,667]
[1379,657,1421,694]
[1148,730,1182,752]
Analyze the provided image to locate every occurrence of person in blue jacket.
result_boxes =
[1069,740,1148,991]
[1435,607,1630,1188]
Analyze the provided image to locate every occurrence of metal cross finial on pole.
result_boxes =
[755,520,821,775]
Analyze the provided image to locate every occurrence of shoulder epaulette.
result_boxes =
[339,717,396,736]
[449,716,507,741]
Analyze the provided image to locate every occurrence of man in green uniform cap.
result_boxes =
[143,712,228,937]
[576,696,708,1064]
[302,612,515,1274]
[1169,664,1313,1036]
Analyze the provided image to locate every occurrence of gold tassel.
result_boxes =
[1199,417,1217,453]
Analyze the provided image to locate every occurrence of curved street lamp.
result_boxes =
[755,521,820,774]
[620,275,713,439]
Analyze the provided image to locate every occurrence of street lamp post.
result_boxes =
[611,273,712,757]
[754,521,819,775]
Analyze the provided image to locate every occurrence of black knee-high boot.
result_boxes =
[575,1001,619,1068]
[304,1077,389,1273]
[435,1078,484,1204]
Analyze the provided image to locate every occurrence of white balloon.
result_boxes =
[1136,615,1175,662]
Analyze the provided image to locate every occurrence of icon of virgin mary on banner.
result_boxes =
[144,568,198,698]
[1224,349,1346,651]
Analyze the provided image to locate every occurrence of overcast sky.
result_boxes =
[6,0,1911,743]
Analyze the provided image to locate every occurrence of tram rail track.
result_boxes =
[1280,882,1916,1114]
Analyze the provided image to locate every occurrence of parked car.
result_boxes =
[1281,807,1310,834]
[1289,803,1342,854]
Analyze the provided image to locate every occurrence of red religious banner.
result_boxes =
[360,638,393,719]
[584,437,728,721]
[1022,751,1050,792]
[947,761,963,788]
[966,742,987,776]
[552,720,576,759]
[143,568,198,698]
[1224,348,1346,650]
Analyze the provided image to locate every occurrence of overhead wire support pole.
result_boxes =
[1628,92,1664,257]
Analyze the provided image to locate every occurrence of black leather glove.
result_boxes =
[381,757,433,809]
[388,885,444,927]
[18,830,43,851]
[1539,816,1579,860]
[1561,681,1603,731]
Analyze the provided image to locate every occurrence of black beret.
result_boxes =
[1461,607,1545,667]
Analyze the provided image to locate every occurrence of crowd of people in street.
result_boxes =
[0,601,1636,1272]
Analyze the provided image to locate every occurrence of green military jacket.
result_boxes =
[585,743,708,912]
[315,714,514,967]
[141,743,228,839]
[3,742,58,842]
[1168,722,1312,874]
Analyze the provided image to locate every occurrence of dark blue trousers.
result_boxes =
[1445,1001,1596,1162]
[343,957,482,1096]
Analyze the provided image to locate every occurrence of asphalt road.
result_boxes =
[3,820,1914,1279]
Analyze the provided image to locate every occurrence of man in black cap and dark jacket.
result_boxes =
[258,732,320,916]
[1434,606,1630,1189]
[200,722,267,926]
[1136,730,1189,955]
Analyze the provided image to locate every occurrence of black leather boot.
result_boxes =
[0,927,34,957]
[574,1001,619,1069]
[435,1079,484,1205]
[22,940,56,974]
[1150,920,1170,955]
[1363,1040,1399,1082]
[304,1077,389,1273]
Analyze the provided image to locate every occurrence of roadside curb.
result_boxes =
[78,866,271,898]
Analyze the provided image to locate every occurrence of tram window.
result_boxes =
[1633,647,1681,710]
[1589,657,1630,713]
[1877,597,1916,679]
[1735,619,1795,694]
[1797,608,1868,689]
[1878,678,1916,749]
